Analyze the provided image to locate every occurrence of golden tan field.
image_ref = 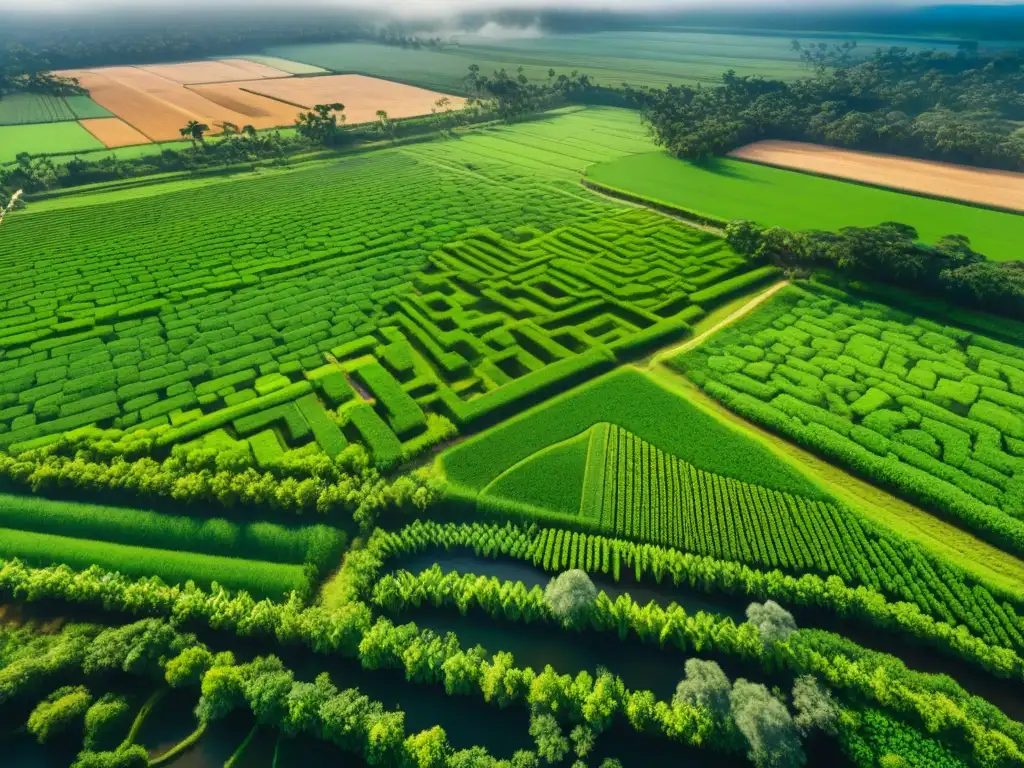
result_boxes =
[137,58,292,84]
[56,64,462,141]
[239,74,466,123]
[77,117,151,148]
[729,140,1024,213]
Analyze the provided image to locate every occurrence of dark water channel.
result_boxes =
[390,548,1024,722]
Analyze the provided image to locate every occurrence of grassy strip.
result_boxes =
[125,688,166,746]
[648,366,1024,595]
[149,721,208,767]
[580,177,728,229]
[586,151,1024,262]
[0,527,306,599]
[224,725,260,768]
[440,367,823,500]
[0,492,344,566]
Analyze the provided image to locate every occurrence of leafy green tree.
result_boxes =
[731,679,805,768]
[746,601,798,646]
[28,685,93,744]
[295,103,346,145]
[673,659,732,716]
[72,745,150,768]
[529,713,570,764]
[282,672,338,737]
[544,570,597,628]
[165,646,214,689]
[179,120,209,145]
[791,676,839,736]
[405,725,449,768]
[83,693,131,751]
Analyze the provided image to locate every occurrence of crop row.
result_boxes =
[0,148,612,454]
[0,140,772,466]
[366,520,1024,682]
[0,491,344,567]
[0,525,305,599]
[586,423,1024,653]
[674,283,1024,556]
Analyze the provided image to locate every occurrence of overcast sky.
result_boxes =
[20,0,1021,14]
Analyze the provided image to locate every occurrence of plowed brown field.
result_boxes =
[729,140,1024,213]
[78,117,151,148]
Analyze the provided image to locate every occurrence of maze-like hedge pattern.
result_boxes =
[0,147,612,457]
[326,207,756,432]
[677,285,1024,554]
[583,423,1024,654]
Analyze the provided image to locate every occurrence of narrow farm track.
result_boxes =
[649,365,1024,595]
[652,279,790,365]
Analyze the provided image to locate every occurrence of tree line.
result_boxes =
[0,431,443,531]
[725,220,1024,320]
[627,47,1024,170]
[2,548,1018,768]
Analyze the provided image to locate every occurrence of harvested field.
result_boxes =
[138,58,293,84]
[236,54,327,75]
[240,74,466,123]
[58,66,225,141]
[730,139,1024,213]
[78,117,151,148]
[185,82,302,128]
[54,65,461,141]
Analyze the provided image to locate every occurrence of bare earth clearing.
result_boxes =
[730,139,1024,212]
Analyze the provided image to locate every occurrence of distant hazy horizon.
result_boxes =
[13,0,1024,17]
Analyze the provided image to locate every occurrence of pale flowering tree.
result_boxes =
[0,189,23,226]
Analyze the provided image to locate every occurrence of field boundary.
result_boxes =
[733,153,1024,217]
[651,279,790,365]
[580,177,727,231]
[648,365,1024,595]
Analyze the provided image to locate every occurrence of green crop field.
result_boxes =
[587,151,1024,262]
[266,30,966,93]
[0,121,105,163]
[0,525,306,598]
[0,108,769,467]
[5,41,1024,768]
[440,367,1024,660]
[673,282,1024,558]
[0,93,77,125]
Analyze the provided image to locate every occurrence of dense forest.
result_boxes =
[629,47,1024,170]
[0,11,439,84]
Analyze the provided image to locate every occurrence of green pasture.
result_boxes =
[441,367,824,500]
[0,122,105,163]
[0,526,306,598]
[587,151,1024,262]
[265,29,966,93]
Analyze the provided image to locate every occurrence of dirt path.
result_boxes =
[651,280,789,366]
[636,277,1024,593]
[647,366,1024,594]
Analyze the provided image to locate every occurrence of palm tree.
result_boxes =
[179,120,210,146]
